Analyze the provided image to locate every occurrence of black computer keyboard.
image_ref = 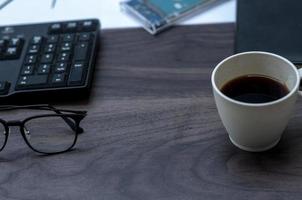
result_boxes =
[0,19,100,102]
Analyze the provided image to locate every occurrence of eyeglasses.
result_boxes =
[0,104,87,154]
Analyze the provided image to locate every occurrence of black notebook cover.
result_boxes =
[236,0,302,64]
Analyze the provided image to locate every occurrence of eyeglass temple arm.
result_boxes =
[0,105,86,133]
[0,105,86,115]
[49,106,85,134]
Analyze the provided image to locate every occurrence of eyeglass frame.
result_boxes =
[0,104,87,155]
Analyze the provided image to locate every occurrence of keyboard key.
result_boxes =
[8,38,21,46]
[28,44,40,54]
[47,35,59,43]
[0,39,7,47]
[78,33,92,41]
[66,22,78,32]
[21,65,35,75]
[4,47,18,58]
[1,38,24,59]
[60,42,72,52]
[52,73,66,84]
[81,20,97,31]
[0,40,6,55]
[1,38,23,59]
[45,43,56,53]
[25,55,37,64]
[17,75,48,87]
[37,64,51,74]
[49,23,62,34]
[62,34,75,42]
[74,42,89,61]
[72,62,85,68]
[31,36,43,45]
[68,63,86,85]
[41,53,54,63]
[0,81,10,95]
[58,52,70,62]
[55,62,68,73]
[17,77,28,86]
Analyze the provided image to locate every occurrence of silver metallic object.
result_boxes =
[0,0,14,10]
[51,0,57,9]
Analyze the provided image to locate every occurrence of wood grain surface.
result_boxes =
[1,24,302,200]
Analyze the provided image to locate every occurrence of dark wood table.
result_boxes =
[2,24,302,200]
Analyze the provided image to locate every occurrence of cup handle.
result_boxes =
[298,68,302,96]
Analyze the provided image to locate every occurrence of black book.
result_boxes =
[236,0,302,64]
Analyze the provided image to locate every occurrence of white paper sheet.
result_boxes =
[0,0,236,29]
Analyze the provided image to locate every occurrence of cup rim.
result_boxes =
[211,51,300,107]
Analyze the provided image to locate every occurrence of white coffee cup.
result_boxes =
[211,51,302,152]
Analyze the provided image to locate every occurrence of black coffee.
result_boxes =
[221,75,289,103]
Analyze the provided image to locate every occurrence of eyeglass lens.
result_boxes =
[23,116,77,154]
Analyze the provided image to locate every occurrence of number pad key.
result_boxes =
[37,64,51,74]
[66,22,78,32]
[62,34,75,42]
[55,62,68,73]
[28,44,40,54]
[45,43,56,53]
[17,75,48,87]
[58,52,71,62]
[78,33,91,41]
[25,55,37,64]
[21,65,35,75]
[81,20,97,31]
[60,42,73,51]
[31,36,43,45]
[47,35,59,43]
[49,23,62,34]
[41,54,54,63]
[74,42,89,61]
[52,73,66,85]
[68,62,86,85]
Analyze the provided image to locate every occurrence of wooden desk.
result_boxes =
[2,24,302,200]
